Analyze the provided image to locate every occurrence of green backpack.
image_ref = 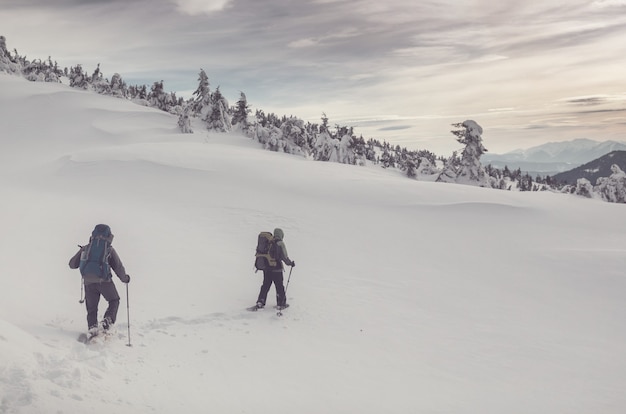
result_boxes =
[254,231,278,271]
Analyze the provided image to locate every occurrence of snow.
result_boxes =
[1,73,626,413]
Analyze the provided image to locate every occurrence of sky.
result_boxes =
[2,70,626,414]
[1,0,626,155]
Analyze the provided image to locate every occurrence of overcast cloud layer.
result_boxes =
[2,0,626,155]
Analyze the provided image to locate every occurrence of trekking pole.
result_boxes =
[277,266,294,317]
[79,279,85,304]
[77,245,85,304]
[285,266,294,295]
[126,283,132,347]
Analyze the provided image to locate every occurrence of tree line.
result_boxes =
[1,35,624,202]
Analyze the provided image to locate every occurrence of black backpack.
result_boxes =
[254,231,278,271]
[79,224,113,279]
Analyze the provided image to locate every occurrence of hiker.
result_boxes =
[255,228,295,309]
[69,224,130,333]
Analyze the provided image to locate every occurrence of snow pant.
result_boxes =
[257,269,286,306]
[84,280,120,329]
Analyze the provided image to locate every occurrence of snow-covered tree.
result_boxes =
[575,178,594,198]
[278,116,309,155]
[406,159,417,178]
[312,116,338,161]
[416,157,437,176]
[336,127,356,165]
[232,92,251,128]
[595,164,626,203]
[109,73,127,98]
[0,36,22,75]
[436,151,460,183]
[379,143,396,168]
[69,65,89,89]
[437,120,490,187]
[90,64,111,94]
[178,104,194,134]
[191,69,211,117]
[205,86,231,132]
[454,120,490,186]
[148,81,170,111]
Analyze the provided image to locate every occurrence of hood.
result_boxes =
[273,228,284,240]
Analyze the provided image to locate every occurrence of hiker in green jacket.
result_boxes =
[256,228,295,309]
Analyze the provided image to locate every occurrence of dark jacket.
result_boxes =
[69,246,128,285]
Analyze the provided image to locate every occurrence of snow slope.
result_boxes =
[1,74,625,414]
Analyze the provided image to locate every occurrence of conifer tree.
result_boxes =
[69,65,88,89]
[595,164,626,203]
[437,120,490,187]
[0,36,22,75]
[192,69,211,117]
[110,73,127,98]
[232,92,250,126]
[178,104,194,133]
[206,86,231,132]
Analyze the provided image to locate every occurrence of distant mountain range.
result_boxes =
[482,138,626,176]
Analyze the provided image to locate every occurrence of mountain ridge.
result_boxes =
[482,138,626,175]
[552,150,626,185]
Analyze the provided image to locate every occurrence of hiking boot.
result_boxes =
[102,316,113,331]
[88,326,99,337]
[256,301,265,309]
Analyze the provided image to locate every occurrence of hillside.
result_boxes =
[482,138,626,176]
[1,73,626,414]
[552,150,626,185]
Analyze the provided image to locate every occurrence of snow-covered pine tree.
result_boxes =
[191,69,211,117]
[406,158,417,178]
[0,36,21,74]
[178,104,194,134]
[0,36,21,75]
[336,126,356,165]
[90,63,111,95]
[278,116,309,155]
[436,152,458,183]
[379,142,396,168]
[205,86,231,132]
[312,114,338,161]
[68,65,89,89]
[575,178,594,198]
[595,164,626,203]
[148,80,174,112]
[232,92,251,130]
[110,73,127,98]
[417,157,437,176]
[438,120,490,187]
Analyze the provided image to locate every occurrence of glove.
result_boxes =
[123,274,131,284]
[290,261,296,267]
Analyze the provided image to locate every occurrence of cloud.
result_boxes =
[287,28,360,49]
[2,0,626,154]
[168,0,232,15]
[561,94,626,106]
[379,125,412,132]
[592,0,626,7]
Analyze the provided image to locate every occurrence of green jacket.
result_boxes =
[272,228,294,271]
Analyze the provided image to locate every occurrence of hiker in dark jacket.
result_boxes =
[69,224,130,333]
[256,228,295,308]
